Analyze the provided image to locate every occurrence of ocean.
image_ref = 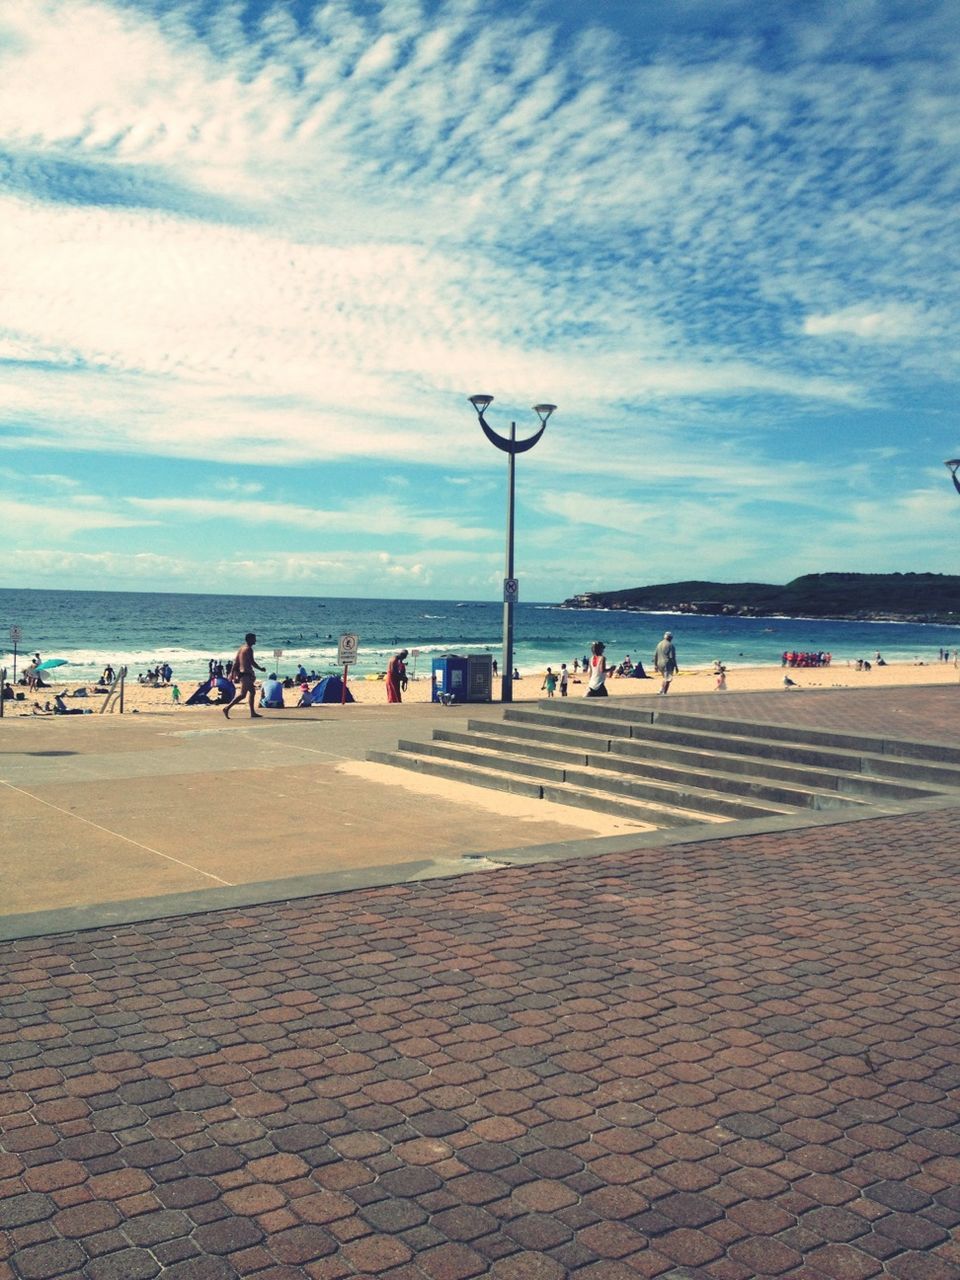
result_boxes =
[1,587,959,685]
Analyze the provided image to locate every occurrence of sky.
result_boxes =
[1,0,959,602]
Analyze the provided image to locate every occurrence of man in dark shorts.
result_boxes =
[224,632,265,719]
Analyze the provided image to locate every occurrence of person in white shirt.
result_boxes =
[586,642,611,697]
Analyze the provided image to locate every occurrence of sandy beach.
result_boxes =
[5,656,958,717]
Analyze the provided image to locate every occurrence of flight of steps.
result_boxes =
[369,701,960,831]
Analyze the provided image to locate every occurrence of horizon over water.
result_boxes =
[2,586,959,685]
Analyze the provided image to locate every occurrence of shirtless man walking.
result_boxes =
[224,632,265,719]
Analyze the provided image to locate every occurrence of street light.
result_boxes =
[945,459,960,496]
[469,394,556,703]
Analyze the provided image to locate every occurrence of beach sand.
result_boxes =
[6,657,958,716]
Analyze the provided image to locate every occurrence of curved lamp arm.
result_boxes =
[468,395,556,455]
[946,459,960,496]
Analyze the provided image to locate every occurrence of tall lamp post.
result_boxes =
[469,395,556,704]
[945,459,960,496]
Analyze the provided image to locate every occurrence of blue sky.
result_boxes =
[1,0,958,601]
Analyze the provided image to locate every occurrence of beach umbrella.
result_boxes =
[35,658,68,671]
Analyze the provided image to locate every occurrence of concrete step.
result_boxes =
[532,700,960,769]
[463,721,942,805]
[368,749,727,828]
[503,707,960,789]
[391,738,791,822]
[435,727,876,812]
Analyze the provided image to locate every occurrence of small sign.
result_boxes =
[273,648,283,659]
[503,578,519,604]
[9,625,22,644]
[338,633,359,665]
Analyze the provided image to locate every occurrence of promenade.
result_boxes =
[1,686,958,1279]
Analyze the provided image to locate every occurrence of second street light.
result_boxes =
[469,394,557,704]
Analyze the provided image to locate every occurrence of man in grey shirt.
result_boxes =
[654,631,678,695]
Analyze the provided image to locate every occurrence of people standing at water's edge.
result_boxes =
[223,633,265,719]
[654,631,678,694]
[586,641,612,698]
[386,649,408,703]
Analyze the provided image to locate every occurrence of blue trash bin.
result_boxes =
[432,655,469,703]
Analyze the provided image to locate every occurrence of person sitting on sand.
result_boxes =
[223,632,265,720]
[296,681,311,707]
[261,674,284,709]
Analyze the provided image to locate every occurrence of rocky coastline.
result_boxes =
[559,573,960,626]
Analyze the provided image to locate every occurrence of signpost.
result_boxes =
[337,633,359,706]
[411,647,421,680]
[273,648,283,661]
[9,625,21,686]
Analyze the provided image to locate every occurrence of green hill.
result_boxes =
[560,573,960,622]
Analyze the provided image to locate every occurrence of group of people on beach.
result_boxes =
[575,633,680,698]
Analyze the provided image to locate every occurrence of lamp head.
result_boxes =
[533,403,557,425]
[945,459,960,471]
[469,394,494,414]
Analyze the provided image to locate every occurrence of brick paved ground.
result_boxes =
[2,805,960,1278]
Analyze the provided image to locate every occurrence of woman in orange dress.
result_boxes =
[386,649,409,703]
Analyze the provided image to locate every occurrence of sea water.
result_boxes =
[1,587,958,685]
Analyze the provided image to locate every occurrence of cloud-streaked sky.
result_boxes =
[1,0,959,600]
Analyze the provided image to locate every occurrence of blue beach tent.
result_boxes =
[307,676,354,704]
[185,676,236,706]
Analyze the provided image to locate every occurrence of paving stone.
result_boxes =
[0,1193,55,1229]
[84,1248,162,1280]
[9,1237,87,1278]
[122,1209,193,1246]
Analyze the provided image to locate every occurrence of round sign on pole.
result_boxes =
[338,633,359,665]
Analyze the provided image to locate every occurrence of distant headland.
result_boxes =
[559,573,960,625]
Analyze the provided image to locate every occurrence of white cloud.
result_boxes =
[803,305,928,341]
[0,496,152,536]
[126,495,493,543]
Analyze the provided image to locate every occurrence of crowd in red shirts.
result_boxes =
[782,650,831,668]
